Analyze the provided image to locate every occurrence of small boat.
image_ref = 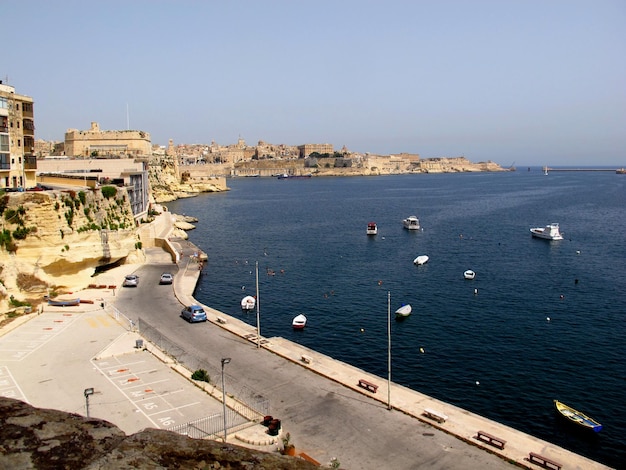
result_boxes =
[616,168,626,174]
[464,270,476,280]
[241,295,256,311]
[292,314,307,329]
[367,222,378,235]
[530,223,563,240]
[554,400,602,432]
[403,215,420,230]
[47,298,81,307]
[395,304,412,317]
[413,255,429,265]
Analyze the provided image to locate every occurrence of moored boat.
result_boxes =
[241,295,256,311]
[292,314,307,329]
[367,222,378,235]
[554,400,602,432]
[395,304,412,317]
[530,223,563,240]
[413,255,429,265]
[403,215,420,230]
[464,270,476,280]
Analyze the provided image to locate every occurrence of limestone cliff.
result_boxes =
[148,154,228,203]
[0,188,140,312]
[0,397,318,470]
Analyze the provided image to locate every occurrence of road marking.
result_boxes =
[0,366,29,402]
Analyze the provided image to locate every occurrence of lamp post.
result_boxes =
[84,387,94,418]
[255,261,260,349]
[221,358,231,442]
[387,291,392,410]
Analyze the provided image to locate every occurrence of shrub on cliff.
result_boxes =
[101,186,117,199]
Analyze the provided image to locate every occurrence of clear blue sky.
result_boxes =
[4,0,625,166]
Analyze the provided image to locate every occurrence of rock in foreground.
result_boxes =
[0,397,319,470]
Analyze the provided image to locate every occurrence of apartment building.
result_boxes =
[0,81,37,190]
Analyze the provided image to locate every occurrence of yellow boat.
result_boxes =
[554,400,602,432]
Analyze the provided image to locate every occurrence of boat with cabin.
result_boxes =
[530,223,563,240]
[413,255,429,265]
[241,295,256,311]
[464,270,476,280]
[403,215,420,230]
[367,222,378,235]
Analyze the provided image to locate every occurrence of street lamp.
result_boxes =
[84,387,94,418]
[221,358,231,442]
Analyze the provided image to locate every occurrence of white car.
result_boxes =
[123,275,138,287]
[159,273,173,285]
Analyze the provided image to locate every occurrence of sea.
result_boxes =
[166,168,626,469]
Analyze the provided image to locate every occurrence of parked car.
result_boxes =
[159,273,173,285]
[123,274,139,287]
[180,305,207,323]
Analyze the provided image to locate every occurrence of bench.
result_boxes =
[301,354,312,364]
[528,452,562,470]
[476,430,507,449]
[358,379,379,393]
[423,408,448,423]
[216,316,227,324]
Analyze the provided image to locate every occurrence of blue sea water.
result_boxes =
[166,169,626,468]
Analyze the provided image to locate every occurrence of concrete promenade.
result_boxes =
[168,235,611,470]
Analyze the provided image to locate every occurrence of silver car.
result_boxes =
[159,273,173,285]
[123,275,138,287]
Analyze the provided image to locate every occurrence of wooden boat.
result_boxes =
[292,314,307,329]
[554,400,602,432]
[47,298,80,307]
[413,255,429,265]
[394,304,412,317]
[241,295,256,311]
[464,270,476,280]
[366,222,378,235]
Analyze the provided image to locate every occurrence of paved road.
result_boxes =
[114,252,517,469]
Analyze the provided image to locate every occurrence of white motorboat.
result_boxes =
[464,270,476,280]
[530,223,563,240]
[403,215,420,230]
[241,295,256,311]
[413,255,429,265]
[292,314,307,329]
[367,222,378,235]
[395,304,412,317]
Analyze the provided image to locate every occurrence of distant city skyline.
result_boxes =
[4,1,625,166]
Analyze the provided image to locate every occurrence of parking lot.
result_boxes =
[0,308,228,435]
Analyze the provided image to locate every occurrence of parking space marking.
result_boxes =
[0,366,28,402]
[91,354,220,430]
[0,313,79,361]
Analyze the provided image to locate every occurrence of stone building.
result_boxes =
[64,122,152,158]
[0,81,37,190]
[297,143,334,158]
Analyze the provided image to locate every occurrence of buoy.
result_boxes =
[547,317,551,321]
[574,279,579,284]
[576,250,581,254]
[242,286,245,290]
[419,347,425,353]
[560,294,564,300]
[475,381,480,386]
[360,328,365,333]
[474,288,478,295]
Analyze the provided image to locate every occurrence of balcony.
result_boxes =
[24,156,37,170]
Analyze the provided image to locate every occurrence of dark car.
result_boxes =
[180,305,207,323]
[159,273,173,285]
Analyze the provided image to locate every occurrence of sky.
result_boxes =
[3,0,625,166]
